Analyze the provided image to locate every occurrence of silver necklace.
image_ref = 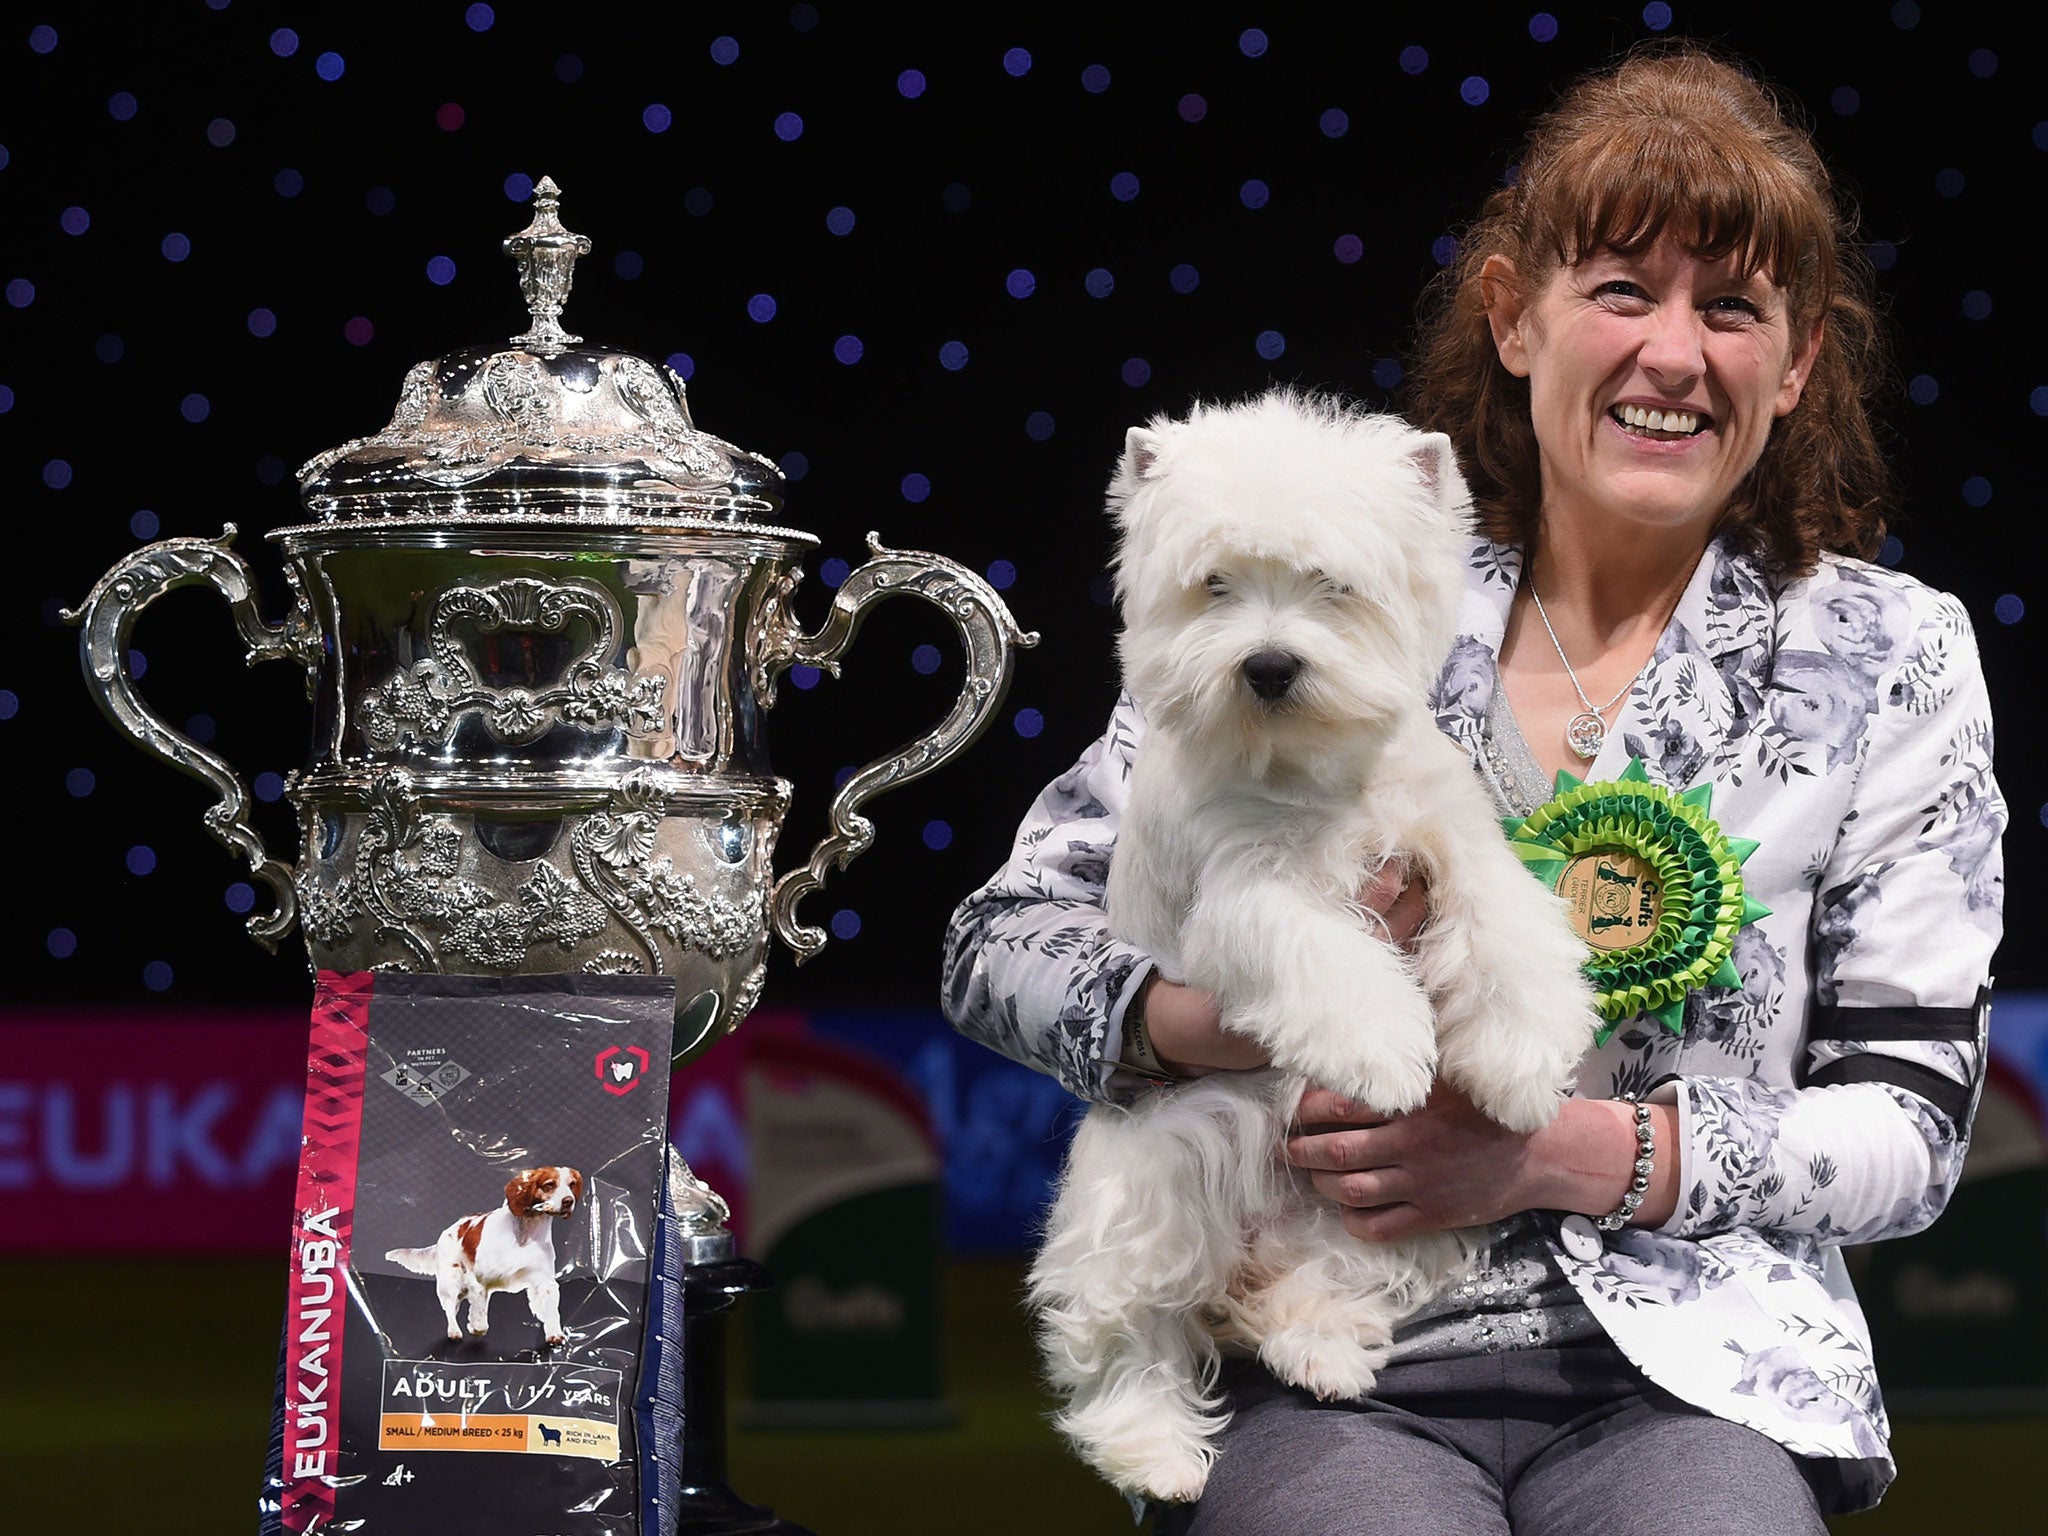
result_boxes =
[1529,587,1641,761]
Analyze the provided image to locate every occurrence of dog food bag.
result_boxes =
[259,971,678,1534]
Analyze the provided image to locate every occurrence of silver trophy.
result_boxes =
[68,178,1036,1245]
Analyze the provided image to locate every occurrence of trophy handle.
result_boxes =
[768,532,1038,962]
[63,524,319,951]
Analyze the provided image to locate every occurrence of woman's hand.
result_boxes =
[1144,863,1429,1077]
[1284,1084,1680,1240]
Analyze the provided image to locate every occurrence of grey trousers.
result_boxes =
[1168,1340,1830,1536]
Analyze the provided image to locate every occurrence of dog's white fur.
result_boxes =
[1027,393,1596,1502]
[386,1166,584,1346]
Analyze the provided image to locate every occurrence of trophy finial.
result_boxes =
[504,174,593,354]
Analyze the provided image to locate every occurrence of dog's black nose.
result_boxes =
[1242,650,1301,700]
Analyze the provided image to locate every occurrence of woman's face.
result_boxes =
[1486,239,1820,542]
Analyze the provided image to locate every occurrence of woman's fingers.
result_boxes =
[1306,1168,1411,1209]
[1293,1086,1387,1127]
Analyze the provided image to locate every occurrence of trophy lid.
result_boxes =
[295,178,787,526]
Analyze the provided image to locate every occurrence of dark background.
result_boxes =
[3,1,2039,1013]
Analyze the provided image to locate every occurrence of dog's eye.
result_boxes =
[1203,574,1229,597]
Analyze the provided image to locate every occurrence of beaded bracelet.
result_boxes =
[1596,1095,1655,1232]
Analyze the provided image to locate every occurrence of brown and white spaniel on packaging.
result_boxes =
[386,1166,584,1346]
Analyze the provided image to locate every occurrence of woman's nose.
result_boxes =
[1638,303,1706,386]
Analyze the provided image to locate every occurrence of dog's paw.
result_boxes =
[1462,1068,1567,1134]
[1062,1393,1223,1505]
[445,1326,463,1342]
[1259,1326,1386,1403]
[544,1332,565,1347]
[467,1325,490,1338]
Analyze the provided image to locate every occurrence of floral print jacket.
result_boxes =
[940,537,2004,1507]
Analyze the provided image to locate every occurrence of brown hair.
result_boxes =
[1408,44,1891,575]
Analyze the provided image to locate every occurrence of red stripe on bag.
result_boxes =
[281,972,374,1533]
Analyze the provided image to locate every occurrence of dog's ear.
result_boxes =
[1404,433,1465,514]
[1121,426,1163,482]
[567,1169,584,1203]
[505,1171,534,1214]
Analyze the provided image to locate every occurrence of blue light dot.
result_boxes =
[830,909,862,941]
[315,51,345,82]
[614,250,644,280]
[1320,108,1349,138]
[666,352,695,381]
[1110,171,1140,202]
[2035,122,2048,153]
[748,292,778,323]
[0,145,7,171]
[898,68,926,99]
[130,509,158,538]
[1240,27,1270,57]
[0,688,14,718]
[1240,178,1269,209]
[911,644,941,675]
[901,472,932,502]
[820,557,850,588]
[162,232,191,262]
[1334,233,1364,265]
[1169,263,1200,294]
[1962,476,1992,507]
[1877,535,1904,567]
[504,171,533,202]
[834,766,857,788]
[143,960,174,992]
[206,117,235,148]
[791,6,818,32]
[938,340,969,371]
[1082,63,1111,94]
[185,713,215,744]
[1373,358,1404,390]
[1179,93,1207,123]
[1122,357,1151,387]
[1025,410,1055,441]
[1908,374,1938,405]
[1461,76,1491,106]
[47,928,77,959]
[2030,385,2048,417]
[1256,329,1286,360]
[1868,240,1897,272]
[0,384,11,412]
[270,26,298,56]
[1431,234,1461,267]
[1993,594,2025,625]
[1529,13,1559,42]
[426,255,457,286]
[65,767,95,797]
[922,819,953,851]
[1003,47,1032,77]
[42,459,71,489]
[5,278,32,308]
[1891,0,1919,26]
[255,455,286,485]
[780,451,809,482]
[1642,2,1673,31]
[253,771,286,802]
[556,54,583,83]
[1399,45,1429,76]
[987,560,1017,590]
[1962,290,1992,320]
[1831,85,1860,116]
[1006,267,1036,299]
[774,111,804,141]
[275,168,304,197]
[684,187,713,217]
[109,90,138,120]
[1086,267,1115,298]
[126,844,157,876]
[942,182,970,212]
[180,393,210,423]
[1013,708,1044,739]
[28,25,57,53]
[790,665,821,690]
[643,102,672,134]
[128,650,146,679]
[833,334,863,365]
[826,204,856,235]
[59,205,88,235]
[1935,168,1965,198]
[225,882,255,913]
[95,334,123,362]
[710,35,739,65]
[1968,48,1998,79]
[465,3,495,32]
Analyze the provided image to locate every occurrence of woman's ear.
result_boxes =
[1775,318,1824,417]
[1480,254,1530,379]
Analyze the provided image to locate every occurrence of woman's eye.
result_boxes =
[1595,280,1649,303]
[1706,295,1763,321]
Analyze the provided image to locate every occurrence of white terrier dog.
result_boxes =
[1028,393,1596,1503]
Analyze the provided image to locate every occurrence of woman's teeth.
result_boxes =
[1613,404,1704,437]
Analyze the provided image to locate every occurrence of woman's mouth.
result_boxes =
[1609,404,1709,440]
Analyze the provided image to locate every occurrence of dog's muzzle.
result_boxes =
[1242,649,1302,701]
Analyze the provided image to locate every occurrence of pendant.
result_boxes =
[1565,711,1606,761]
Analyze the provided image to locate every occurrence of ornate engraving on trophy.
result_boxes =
[359,576,667,749]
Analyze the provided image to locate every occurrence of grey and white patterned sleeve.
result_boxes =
[939,693,1156,1104]
[1669,591,2004,1245]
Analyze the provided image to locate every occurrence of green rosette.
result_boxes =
[1502,757,1768,1044]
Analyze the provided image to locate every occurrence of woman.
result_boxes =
[942,46,2003,1533]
